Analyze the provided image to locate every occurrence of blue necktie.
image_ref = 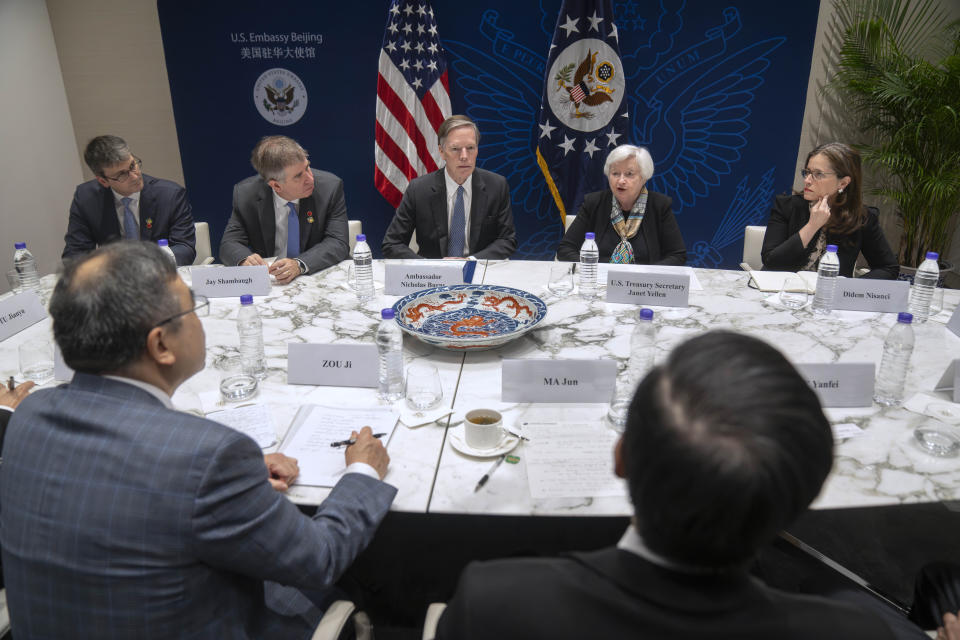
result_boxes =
[122,197,138,240]
[447,186,465,257]
[286,202,300,258]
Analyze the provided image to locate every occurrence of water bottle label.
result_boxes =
[501,359,617,403]
[794,363,876,407]
[384,262,463,295]
[934,360,960,404]
[831,279,909,313]
[193,266,270,297]
[287,343,379,387]
[605,270,690,307]
[0,290,48,342]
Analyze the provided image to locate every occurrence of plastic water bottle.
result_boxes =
[579,232,599,299]
[908,251,939,323]
[607,308,656,431]
[377,308,404,402]
[237,294,267,379]
[353,234,375,301]
[13,242,41,293]
[157,239,177,267]
[812,244,840,314]
[874,312,914,406]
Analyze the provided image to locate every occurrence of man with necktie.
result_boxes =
[220,135,349,284]
[63,135,196,265]
[382,115,517,260]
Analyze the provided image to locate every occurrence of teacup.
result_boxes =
[464,409,504,450]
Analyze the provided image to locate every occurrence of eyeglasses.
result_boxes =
[103,157,143,183]
[155,291,209,327]
[800,169,838,181]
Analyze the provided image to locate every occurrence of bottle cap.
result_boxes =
[14,242,25,249]
[157,239,169,247]
[381,308,395,320]
[926,251,939,260]
[639,308,654,321]
[240,294,253,305]
[897,312,913,324]
[826,244,838,252]
[357,234,366,242]
[585,232,595,240]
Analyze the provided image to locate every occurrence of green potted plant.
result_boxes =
[826,0,960,276]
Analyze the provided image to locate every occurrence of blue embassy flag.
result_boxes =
[536,0,629,226]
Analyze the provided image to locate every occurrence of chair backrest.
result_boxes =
[348,220,362,257]
[193,222,213,265]
[742,225,766,270]
[564,214,577,231]
[421,602,447,640]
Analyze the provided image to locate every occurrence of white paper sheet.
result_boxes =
[279,405,398,487]
[206,403,278,448]
[522,422,626,499]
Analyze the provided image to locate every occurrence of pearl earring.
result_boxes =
[838,187,844,194]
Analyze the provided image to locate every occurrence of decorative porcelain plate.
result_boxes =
[392,284,547,350]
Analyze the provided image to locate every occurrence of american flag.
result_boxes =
[375,0,452,208]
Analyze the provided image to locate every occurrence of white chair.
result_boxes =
[310,599,373,640]
[421,602,447,640]
[742,225,766,271]
[193,222,214,265]
[563,214,577,231]
[348,220,362,257]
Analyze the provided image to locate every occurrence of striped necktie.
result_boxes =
[122,197,138,240]
[286,202,300,258]
[447,186,465,257]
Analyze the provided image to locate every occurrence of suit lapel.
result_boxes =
[297,186,316,253]
[100,186,122,241]
[430,171,449,257]
[259,182,276,254]
[138,179,154,240]
[468,171,485,251]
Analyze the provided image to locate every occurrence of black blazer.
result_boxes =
[63,175,197,265]
[761,194,898,279]
[219,169,349,274]
[557,190,686,265]
[381,168,517,259]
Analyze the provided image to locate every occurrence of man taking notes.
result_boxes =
[0,242,396,637]
[382,115,517,259]
[220,135,349,283]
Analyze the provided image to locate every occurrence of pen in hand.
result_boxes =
[330,432,388,448]
[7,376,13,392]
[474,454,506,492]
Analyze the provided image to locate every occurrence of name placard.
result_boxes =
[795,362,876,407]
[832,278,909,313]
[287,343,378,387]
[0,291,47,342]
[192,266,270,298]
[605,270,690,307]
[948,305,960,338]
[502,359,617,403]
[384,263,463,295]
[935,360,960,403]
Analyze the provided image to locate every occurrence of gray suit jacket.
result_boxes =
[381,168,517,259]
[0,373,396,638]
[219,169,349,274]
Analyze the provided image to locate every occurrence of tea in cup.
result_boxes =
[464,409,504,450]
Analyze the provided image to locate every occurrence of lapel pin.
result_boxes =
[145,218,153,229]
[306,211,314,224]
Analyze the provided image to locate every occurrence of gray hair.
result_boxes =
[251,136,309,182]
[437,115,480,148]
[84,135,132,176]
[603,145,655,181]
[51,242,182,374]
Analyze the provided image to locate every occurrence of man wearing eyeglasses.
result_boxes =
[0,242,396,637]
[63,135,197,265]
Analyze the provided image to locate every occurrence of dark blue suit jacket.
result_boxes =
[63,174,197,265]
[0,374,396,638]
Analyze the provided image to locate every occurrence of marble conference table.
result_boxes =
[3,260,959,517]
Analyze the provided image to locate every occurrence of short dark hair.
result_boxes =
[83,135,132,176]
[437,115,480,148]
[51,242,182,373]
[250,135,308,182]
[623,331,833,567]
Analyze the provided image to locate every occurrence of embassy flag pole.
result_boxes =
[375,0,453,208]
[536,0,628,226]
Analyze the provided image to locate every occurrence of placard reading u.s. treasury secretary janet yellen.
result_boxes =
[605,270,690,307]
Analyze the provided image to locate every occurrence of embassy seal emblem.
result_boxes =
[547,38,624,133]
[253,68,308,126]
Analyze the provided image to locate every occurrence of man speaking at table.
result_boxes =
[63,134,197,265]
[0,242,396,637]
[220,135,349,284]
[437,331,894,639]
[381,115,517,259]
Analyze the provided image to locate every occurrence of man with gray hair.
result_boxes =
[382,114,517,259]
[63,134,197,265]
[0,242,396,637]
[220,135,349,283]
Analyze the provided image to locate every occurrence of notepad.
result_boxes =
[206,403,278,448]
[747,270,818,293]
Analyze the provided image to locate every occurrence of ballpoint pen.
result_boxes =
[7,376,14,392]
[474,454,506,492]
[330,432,388,448]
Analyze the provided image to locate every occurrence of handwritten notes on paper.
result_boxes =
[206,403,278,448]
[522,422,626,499]
[279,405,398,487]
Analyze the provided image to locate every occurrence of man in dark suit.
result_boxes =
[220,136,349,283]
[63,135,196,265]
[0,242,396,638]
[437,331,895,639]
[381,115,517,259]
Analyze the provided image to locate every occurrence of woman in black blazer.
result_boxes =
[761,142,898,279]
[557,145,686,265]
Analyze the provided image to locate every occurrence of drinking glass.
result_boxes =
[404,362,443,410]
[547,263,574,296]
[346,262,357,290]
[219,356,258,402]
[19,338,54,384]
[6,270,21,294]
[779,275,809,309]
